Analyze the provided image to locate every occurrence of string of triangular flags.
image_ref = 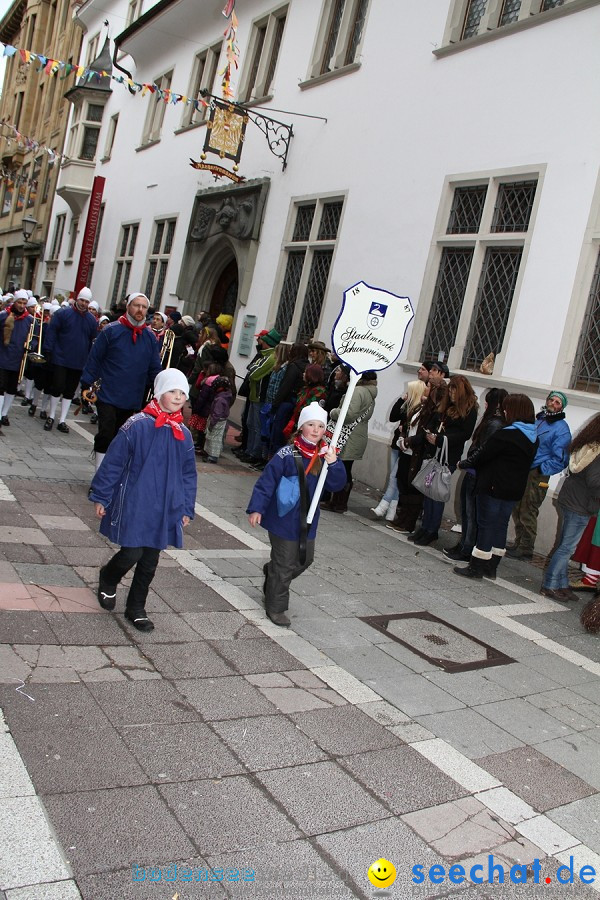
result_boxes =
[0,0,240,113]
[0,163,39,190]
[0,120,64,163]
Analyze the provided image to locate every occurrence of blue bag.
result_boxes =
[276,474,300,516]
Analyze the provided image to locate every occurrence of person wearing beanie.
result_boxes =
[508,389,572,560]
[0,289,33,426]
[215,313,233,348]
[247,401,346,627]
[282,363,326,440]
[89,367,197,632]
[40,285,98,433]
[81,292,162,468]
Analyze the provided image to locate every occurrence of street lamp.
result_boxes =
[22,215,38,243]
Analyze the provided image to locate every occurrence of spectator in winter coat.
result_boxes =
[412,374,478,546]
[42,286,98,434]
[444,388,508,561]
[242,328,281,465]
[81,292,162,470]
[454,393,538,580]
[270,343,309,455]
[541,413,600,602]
[508,391,571,560]
[322,371,377,514]
[282,364,327,440]
[205,376,233,463]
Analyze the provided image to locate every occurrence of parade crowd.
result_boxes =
[1,287,599,634]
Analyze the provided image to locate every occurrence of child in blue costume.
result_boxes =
[89,368,197,632]
[247,401,346,626]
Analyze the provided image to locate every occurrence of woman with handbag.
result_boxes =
[247,402,346,626]
[322,370,377,513]
[454,394,538,580]
[412,375,478,546]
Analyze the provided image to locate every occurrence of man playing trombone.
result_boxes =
[42,287,98,434]
[0,289,33,427]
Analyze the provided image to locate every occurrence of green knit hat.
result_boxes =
[262,328,281,348]
[547,390,568,409]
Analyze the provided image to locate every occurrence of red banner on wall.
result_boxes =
[75,175,105,297]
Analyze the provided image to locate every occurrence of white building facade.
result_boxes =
[44,0,600,551]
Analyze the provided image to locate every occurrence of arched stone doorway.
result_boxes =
[209,258,238,319]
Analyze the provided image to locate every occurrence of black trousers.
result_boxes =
[101,546,160,613]
[0,368,19,395]
[95,401,136,453]
[49,365,81,399]
[266,533,315,614]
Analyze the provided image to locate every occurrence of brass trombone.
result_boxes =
[18,305,46,382]
[160,328,176,368]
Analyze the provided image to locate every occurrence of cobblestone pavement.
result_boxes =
[1,406,600,899]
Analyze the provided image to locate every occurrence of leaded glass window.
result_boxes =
[462,247,522,370]
[500,0,521,25]
[462,0,487,38]
[345,0,369,65]
[292,205,315,242]
[572,249,600,393]
[447,186,487,234]
[274,250,305,335]
[321,0,345,74]
[145,218,176,307]
[296,250,334,344]
[112,224,139,305]
[318,201,343,240]
[491,181,537,232]
[542,0,564,9]
[421,248,474,362]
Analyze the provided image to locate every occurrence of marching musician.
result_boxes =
[149,310,167,352]
[0,289,33,427]
[21,298,46,411]
[80,291,162,470]
[42,286,98,434]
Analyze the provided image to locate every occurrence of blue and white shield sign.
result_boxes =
[331,281,414,374]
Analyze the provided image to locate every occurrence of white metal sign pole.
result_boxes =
[306,369,359,524]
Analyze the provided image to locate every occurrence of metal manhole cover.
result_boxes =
[360,612,514,673]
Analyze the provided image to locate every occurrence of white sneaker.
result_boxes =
[370,499,390,517]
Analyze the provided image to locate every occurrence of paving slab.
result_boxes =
[372,672,466,717]
[159,775,300,854]
[86,680,200,728]
[474,698,576,745]
[416,708,524,760]
[289,705,400,757]
[546,795,600,854]
[208,638,300,675]
[0,796,71,890]
[75,860,226,900]
[142,641,235,679]
[213,715,328,771]
[175,675,278,721]
[44,786,196,876]
[256,761,391,835]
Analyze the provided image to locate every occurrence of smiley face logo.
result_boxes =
[367,858,396,888]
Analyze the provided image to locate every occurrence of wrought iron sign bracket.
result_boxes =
[200,91,293,171]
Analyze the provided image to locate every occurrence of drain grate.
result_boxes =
[360,612,514,673]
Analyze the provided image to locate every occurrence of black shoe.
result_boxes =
[252,460,266,470]
[20,398,31,406]
[407,528,426,543]
[414,531,438,546]
[506,546,533,561]
[443,545,470,561]
[90,413,98,424]
[43,417,54,431]
[0,416,9,426]
[28,404,36,417]
[39,410,47,420]
[57,422,69,434]
[97,569,117,610]
[81,402,93,415]
[267,610,290,627]
[124,610,155,632]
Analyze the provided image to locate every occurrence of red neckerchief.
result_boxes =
[142,398,185,441]
[118,314,146,343]
[150,327,164,341]
[293,435,327,474]
[7,305,29,320]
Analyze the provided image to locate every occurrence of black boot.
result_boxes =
[454,554,487,579]
[485,554,502,580]
[443,543,470,561]
[407,527,426,542]
[330,483,352,514]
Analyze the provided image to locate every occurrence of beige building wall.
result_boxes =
[0,0,82,293]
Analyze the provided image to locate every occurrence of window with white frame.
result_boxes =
[103,113,119,160]
[49,214,65,260]
[66,216,79,260]
[419,176,538,371]
[126,0,144,28]
[239,6,287,103]
[67,101,105,162]
[144,218,176,306]
[182,42,222,128]
[273,197,344,343]
[87,203,105,286]
[85,33,100,66]
[111,223,139,305]
[308,0,370,80]
[141,71,173,145]
[444,0,572,46]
